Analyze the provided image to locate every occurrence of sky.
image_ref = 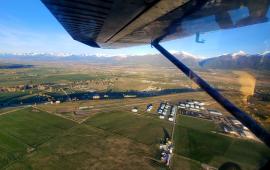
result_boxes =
[0,0,270,58]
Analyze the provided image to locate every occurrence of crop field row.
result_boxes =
[0,107,198,170]
[174,115,270,170]
[0,104,270,170]
[0,108,76,169]
[84,111,173,146]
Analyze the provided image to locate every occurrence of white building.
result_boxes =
[232,119,242,125]
[209,110,222,116]
[168,117,174,122]
[93,95,100,99]
[159,115,165,119]
[131,108,138,113]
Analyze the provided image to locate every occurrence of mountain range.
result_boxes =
[0,51,270,70]
[199,51,270,70]
[0,51,199,68]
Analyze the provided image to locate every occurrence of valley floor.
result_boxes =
[0,94,269,170]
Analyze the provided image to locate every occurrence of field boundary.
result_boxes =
[32,106,79,123]
[0,106,29,116]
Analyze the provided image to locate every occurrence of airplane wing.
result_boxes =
[41,0,270,48]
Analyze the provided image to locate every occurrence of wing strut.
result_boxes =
[151,40,270,148]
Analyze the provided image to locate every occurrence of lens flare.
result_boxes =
[234,71,256,104]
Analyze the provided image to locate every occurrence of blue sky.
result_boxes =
[0,0,270,58]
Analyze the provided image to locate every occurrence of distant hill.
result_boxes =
[1,51,270,70]
[110,51,200,68]
[0,51,199,68]
[199,51,270,70]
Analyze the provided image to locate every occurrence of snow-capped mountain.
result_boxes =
[199,51,270,70]
[1,51,270,70]
[0,51,200,67]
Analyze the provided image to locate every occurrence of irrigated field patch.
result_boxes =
[85,111,173,146]
[0,108,174,170]
[6,124,157,170]
[0,108,76,168]
[1,107,270,170]
[174,115,270,170]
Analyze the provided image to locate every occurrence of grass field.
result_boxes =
[172,155,202,170]
[174,115,270,170]
[0,108,76,169]
[85,111,173,146]
[6,124,156,170]
[1,106,270,170]
[1,107,201,170]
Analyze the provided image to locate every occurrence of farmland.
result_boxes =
[0,107,76,169]
[84,111,173,146]
[0,62,270,169]
[6,125,155,170]
[174,115,270,170]
[0,105,269,169]
[1,63,269,131]
[1,106,191,170]
[36,91,228,123]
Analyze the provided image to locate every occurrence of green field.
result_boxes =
[1,108,200,170]
[6,124,156,170]
[1,107,270,170]
[174,115,270,170]
[0,92,30,104]
[84,111,173,146]
[0,108,76,169]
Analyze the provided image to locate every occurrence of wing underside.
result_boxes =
[41,0,270,48]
